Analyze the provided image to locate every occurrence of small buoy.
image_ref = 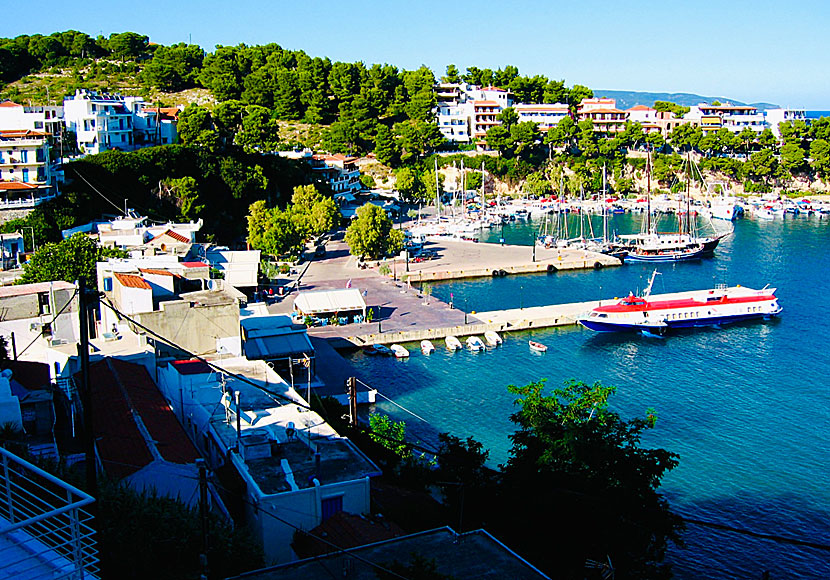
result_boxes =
[492,270,499,277]
[499,269,508,276]
[547,264,556,273]
[593,261,603,270]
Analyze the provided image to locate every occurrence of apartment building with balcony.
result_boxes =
[63,90,179,155]
[514,103,570,132]
[0,130,57,208]
[577,98,628,135]
[435,84,513,144]
[686,103,767,135]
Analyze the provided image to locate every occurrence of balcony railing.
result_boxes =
[0,447,98,579]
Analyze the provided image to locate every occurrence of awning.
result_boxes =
[294,288,366,317]
[243,330,314,361]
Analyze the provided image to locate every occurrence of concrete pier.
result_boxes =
[389,239,621,283]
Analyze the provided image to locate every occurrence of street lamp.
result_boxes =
[520,285,524,310]
[464,298,468,324]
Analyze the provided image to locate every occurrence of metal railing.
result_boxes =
[0,447,98,579]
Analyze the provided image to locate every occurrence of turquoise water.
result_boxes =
[345,214,830,579]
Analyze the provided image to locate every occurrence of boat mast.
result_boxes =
[602,162,608,243]
[435,157,441,217]
[686,152,692,236]
[646,147,652,234]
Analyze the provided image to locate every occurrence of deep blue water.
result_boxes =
[345,214,830,579]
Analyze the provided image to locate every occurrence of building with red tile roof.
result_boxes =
[82,357,214,506]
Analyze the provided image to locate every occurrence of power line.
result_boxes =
[13,287,79,359]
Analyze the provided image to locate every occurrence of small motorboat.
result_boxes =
[484,330,502,346]
[420,339,435,355]
[374,344,393,356]
[466,336,486,351]
[445,336,462,351]
[529,340,547,352]
[362,345,379,356]
[390,344,409,358]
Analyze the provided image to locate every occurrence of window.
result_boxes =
[38,292,50,315]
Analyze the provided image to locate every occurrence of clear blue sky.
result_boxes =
[3,0,828,108]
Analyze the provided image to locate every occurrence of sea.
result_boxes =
[344,213,830,579]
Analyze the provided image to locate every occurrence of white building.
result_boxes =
[63,89,178,155]
[278,150,362,195]
[765,107,808,138]
[686,103,767,135]
[435,84,513,144]
[0,101,64,137]
[156,357,382,564]
[514,103,570,132]
[0,129,57,208]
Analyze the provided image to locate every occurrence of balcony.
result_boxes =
[0,447,98,579]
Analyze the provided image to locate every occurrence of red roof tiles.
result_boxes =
[180,261,209,268]
[150,230,190,244]
[113,273,152,289]
[139,268,176,276]
[85,358,201,480]
[0,182,39,191]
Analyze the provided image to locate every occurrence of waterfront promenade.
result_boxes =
[268,233,619,347]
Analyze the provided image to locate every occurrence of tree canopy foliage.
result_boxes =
[344,203,404,260]
[17,233,126,287]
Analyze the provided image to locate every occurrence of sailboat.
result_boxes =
[616,151,724,262]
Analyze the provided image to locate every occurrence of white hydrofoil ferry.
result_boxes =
[578,270,782,334]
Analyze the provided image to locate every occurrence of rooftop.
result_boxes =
[228,527,550,580]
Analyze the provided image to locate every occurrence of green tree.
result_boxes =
[219,158,268,200]
[744,148,778,185]
[393,120,444,163]
[484,124,514,157]
[810,138,830,180]
[780,141,807,175]
[567,84,593,110]
[176,104,215,146]
[106,32,149,60]
[18,233,125,287]
[374,124,400,167]
[758,127,778,150]
[441,64,460,84]
[235,105,281,153]
[395,166,425,203]
[96,480,263,580]
[142,43,204,92]
[522,171,552,197]
[499,379,682,579]
[162,176,204,221]
[653,101,689,117]
[369,413,409,458]
[289,184,338,239]
[246,201,302,258]
[344,203,404,259]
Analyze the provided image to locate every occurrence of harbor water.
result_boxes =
[345,213,830,579]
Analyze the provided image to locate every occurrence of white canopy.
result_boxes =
[293,288,366,317]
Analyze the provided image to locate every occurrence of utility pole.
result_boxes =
[197,458,209,580]
[346,377,357,427]
[78,277,97,498]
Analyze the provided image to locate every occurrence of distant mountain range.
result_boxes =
[591,89,779,112]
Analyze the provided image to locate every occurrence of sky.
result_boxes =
[3,0,829,108]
